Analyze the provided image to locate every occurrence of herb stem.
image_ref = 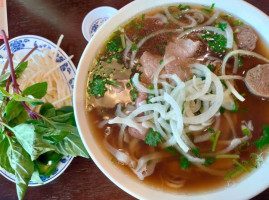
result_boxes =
[233,159,250,172]
[0,30,19,94]
[212,131,221,152]
[216,154,240,159]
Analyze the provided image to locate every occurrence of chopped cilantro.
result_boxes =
[157,44,165,53]
[220,106,226,114]
[234,20,244,26]
[207,64,215,72]
[204,157,216,166]
[180,156,191,169]
[208,127,215,133]
[238,55,243,68]
[88,75,122,97]
[165,146,179,156]
[106,57,112,64]
[254,125,269,150]
[145,128,163,147]
[131,42,138,51]
[230,101,239,113]
[159,59,164,65]
[173,13,181,19]
[126,82,131,88]
[204,3,215,13]
[178,4,190,11]
[242,128,250,135]
[191,148,199,157]
[88,75,107,97]
[215,22,227,31]
[107,37,122,53]
[201,32,227,54]
[142,14,145,21]
[130,89,138,102]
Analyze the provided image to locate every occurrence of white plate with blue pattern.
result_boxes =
[0,35,75,186]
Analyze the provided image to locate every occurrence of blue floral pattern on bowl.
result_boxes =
[90,17,109,38]
[0,35,76,186]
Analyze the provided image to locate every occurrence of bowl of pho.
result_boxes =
[74,0,269,199]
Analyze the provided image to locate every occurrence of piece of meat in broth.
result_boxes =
[128,126,148,140]
[135,90,148,108]
[234,25,258,51]
[164,38,202,81]
[140,51,162,83]
[245,64,269,97]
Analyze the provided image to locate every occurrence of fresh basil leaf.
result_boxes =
[0,136,14,174]
[43,129,70,144]
[39,103,56,118]
[30,170,43,185]
[13,124,56,161]
[6,100,25,122]
[49,112,76,126]
[0,86,12,98]
[0,61,28,87]
[22,82,48,99]
[55,132,89,158]
[7,139,34,200]
[13,94,44,107]
[8,109,29,127]
[56,106,74,114]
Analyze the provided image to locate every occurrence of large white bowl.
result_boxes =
[74,0,269,199]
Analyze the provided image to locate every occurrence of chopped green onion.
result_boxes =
[204,3,215,13]
[216,154,240,159]
[242,127,250,135]
[120,34,126,49]
[159,59,164,65]
[212,131,221,152]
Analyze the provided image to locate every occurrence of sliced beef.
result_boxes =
[135,90,148,108]
[245,64,269,97]
[164,38,202,81]
[128,126,148,140]
[139,51,162,83]
[235,25,258,51]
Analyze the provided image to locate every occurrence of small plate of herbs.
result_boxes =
[0,31,89,200]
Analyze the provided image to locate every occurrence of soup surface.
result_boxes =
[86,3,269,193]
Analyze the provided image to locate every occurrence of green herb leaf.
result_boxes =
[145,128,162,147]
[30,170,43,185]
[180,156,191,169]
[204,3,215,13]
[22,82,48,99]
[0,61,28,87]
[130,89,138,102]
[13,124,56,161]
[178,4,190,10]
[55,132,89,158]
[204,157,216,166]
[191,148,199,157]
[201,32,227,54]
[254,125,269,149]
[88,75,108,97]
[207,64,215,72]
[131,42,138,51]
[230,101,239,113]
[0,136,14,174]
[6,100,25,122]
[107,37,122,53]
[165,146,179,156]
[7,138,34,200]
